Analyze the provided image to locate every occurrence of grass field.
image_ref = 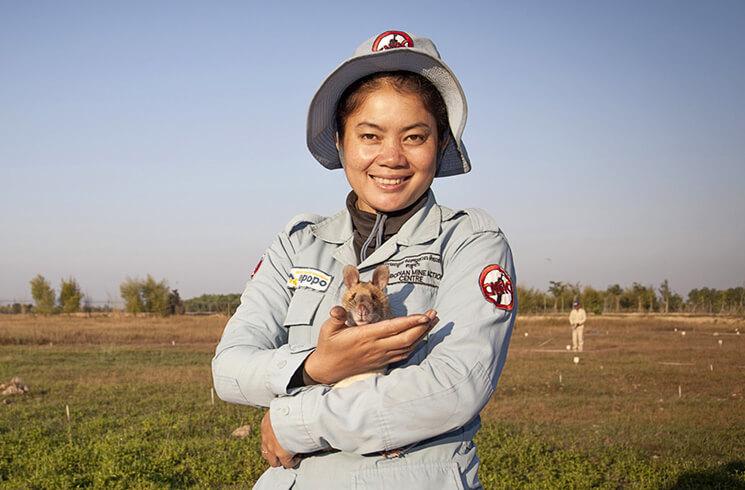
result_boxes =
[1,313,743,488]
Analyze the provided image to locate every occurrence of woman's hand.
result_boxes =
[303,306,438,385]
[260,411,299,469]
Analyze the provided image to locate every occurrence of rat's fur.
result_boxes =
[334,264,391,389]
[341,265,390,326]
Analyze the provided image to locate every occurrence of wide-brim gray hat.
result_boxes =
[307,30,471,178]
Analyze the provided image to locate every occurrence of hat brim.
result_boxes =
[307,48,471,178]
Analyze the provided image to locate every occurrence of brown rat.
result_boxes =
[334,264,390,388]
[341,264,390,326]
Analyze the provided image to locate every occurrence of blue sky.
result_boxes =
[1,1,744,303]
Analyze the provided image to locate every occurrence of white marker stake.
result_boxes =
[681,331,686,336]
[710,364,714,371]
[566,345,571,351]
[678,385,682,398]
[211,388,215,406]
[718,339,723,346]
[674,328,677,332]
[573,357,579,364]
[66,404,71,422]
[524,332,529,337]
[559,373,562,384]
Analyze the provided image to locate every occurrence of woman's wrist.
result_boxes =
[302,352,326,385]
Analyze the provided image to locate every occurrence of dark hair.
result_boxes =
[335,71,449,144]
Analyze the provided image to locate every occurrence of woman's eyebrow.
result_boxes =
[401,123,432,132]
[356,122,383,130]
[355,122,432,132]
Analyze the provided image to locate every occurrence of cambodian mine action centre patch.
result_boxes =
[386,253,442,287]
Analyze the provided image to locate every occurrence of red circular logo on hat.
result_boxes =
[479,264,514,310]
[372,31,414,52]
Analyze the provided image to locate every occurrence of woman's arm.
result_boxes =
[211,218,321,408]
[268,220,516,455]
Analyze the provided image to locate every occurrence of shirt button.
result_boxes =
[279,406,290,415]
[277,360,287,368]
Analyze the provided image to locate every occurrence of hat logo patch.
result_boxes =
[372,31,414,52]
[479,264,513,311]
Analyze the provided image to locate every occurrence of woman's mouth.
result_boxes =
[370,175,410,190]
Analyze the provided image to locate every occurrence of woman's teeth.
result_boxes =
[372,176,405,185]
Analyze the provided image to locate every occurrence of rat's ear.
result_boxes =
[343,265,360,289]
[372,265,389,290]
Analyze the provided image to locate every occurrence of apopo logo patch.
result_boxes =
[287,267,333,292]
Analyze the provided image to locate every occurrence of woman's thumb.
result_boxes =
[327,306,348,329]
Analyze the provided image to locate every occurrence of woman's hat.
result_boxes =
[307,30,471,178]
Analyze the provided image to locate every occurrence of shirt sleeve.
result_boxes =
[269,229,516,454]
[211,229,317,409]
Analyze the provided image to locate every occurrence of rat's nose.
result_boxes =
[356,304,369,317]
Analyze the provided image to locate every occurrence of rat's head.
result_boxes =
[341,265,390,325]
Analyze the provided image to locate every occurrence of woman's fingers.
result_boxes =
[374,312,435,338]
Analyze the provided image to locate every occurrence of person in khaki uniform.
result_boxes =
[569,300,587,352]
[212,30,516,489]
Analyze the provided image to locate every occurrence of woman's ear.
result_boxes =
[335,132,346,167]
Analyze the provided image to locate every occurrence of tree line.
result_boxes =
[4,274,744,317]
[517,280,745,315]
[0,274,236,316]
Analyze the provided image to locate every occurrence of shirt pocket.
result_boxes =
[351,460,465,490]
[283,289,325,346]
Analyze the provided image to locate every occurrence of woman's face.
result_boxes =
[339,84,438,214]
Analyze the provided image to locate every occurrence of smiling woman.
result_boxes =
[212,30,517,489]
[337,74,442,214]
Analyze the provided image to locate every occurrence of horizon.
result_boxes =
[2,2,744,302]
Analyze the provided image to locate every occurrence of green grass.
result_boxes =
[1,314,744,488]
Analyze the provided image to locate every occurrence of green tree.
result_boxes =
[548,281,567,312]
[658,280,672,314]
[142,275,170,316]
[59,277,82,313]
[606,284,623,312]
[581,286,604,315]
[30,274,56,314]
[120,277,145,314]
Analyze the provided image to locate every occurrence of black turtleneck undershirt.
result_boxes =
[345,190,429,264]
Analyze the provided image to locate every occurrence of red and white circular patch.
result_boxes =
[479,264,514,310]
[372,30,414,52]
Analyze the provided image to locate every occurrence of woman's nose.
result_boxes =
[376,140,407,167]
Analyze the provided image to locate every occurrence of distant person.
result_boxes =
[569,300,587,352]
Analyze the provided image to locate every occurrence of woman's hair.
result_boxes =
[335,71,449,144]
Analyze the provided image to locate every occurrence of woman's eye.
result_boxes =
[360,133,378,141]
[405,134,427,143]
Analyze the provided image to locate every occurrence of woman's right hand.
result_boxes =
[303,306,437,385]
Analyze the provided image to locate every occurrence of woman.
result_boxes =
[212,30,516,489]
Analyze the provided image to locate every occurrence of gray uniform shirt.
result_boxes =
[212,191,516,489]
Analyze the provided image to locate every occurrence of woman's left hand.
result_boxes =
[260,411,299,469]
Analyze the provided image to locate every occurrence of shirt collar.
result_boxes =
[311,189,441,246]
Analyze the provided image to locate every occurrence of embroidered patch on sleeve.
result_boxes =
[287,267,333,292]
[479,264,514,310]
